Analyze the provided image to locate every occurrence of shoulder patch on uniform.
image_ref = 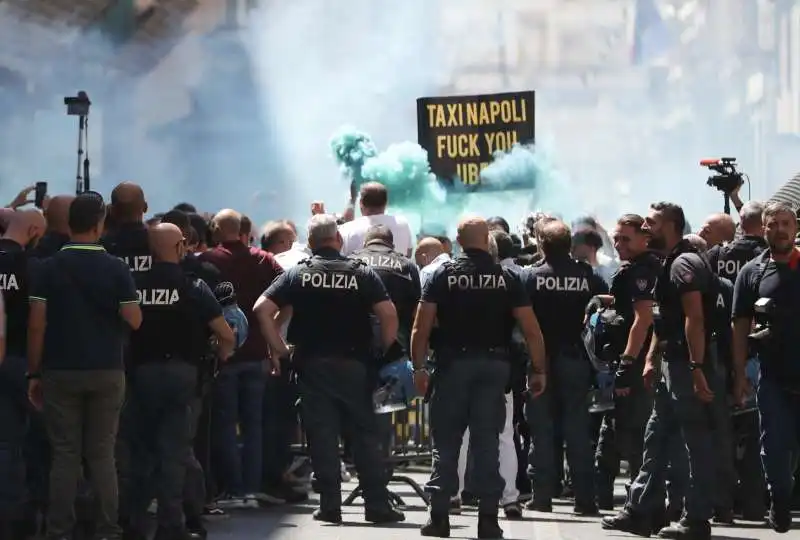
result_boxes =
[679,268,694,283]
[636,278,648,291]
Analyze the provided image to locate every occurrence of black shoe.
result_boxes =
[655,518,711,540]
[477,514,504,539]
[420,514,450,537]
[365,507,405,524]
[601,509,653,537]
[666,502,683,523]
[185,518,208,540]
[313,508,343,524]
[652,505,669,532]
[525,499,552,512]
[712,508,734,525]
[597,496,615,511]
[461,491,478,507]
[153,527,193,540]
[767,500,791,533]
[122,527,148,540]
[574,502,600,516]
[449,498,462,515]
[503,502,523,520]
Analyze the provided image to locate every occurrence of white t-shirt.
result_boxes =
[274,242,312,270]
[339,214,413,256]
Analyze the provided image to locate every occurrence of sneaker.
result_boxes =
[249,492,286,505]
[202,503,228,519]
[340,461,352,483]
[216,495,258,510]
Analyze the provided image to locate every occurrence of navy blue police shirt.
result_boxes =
[263,247,389,356]
[608,252,659,359]
[714,276,734,367]
[707,235,768,284]
[525,255,607,356]
[0,239,37,357]
[130,261,222,364]
[732,249,800,387]
[654,240,714,345]
[29,243,139,370]
[422,248,530,350]
[101,222,152,289]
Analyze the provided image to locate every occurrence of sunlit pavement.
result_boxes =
[206,472,799,540]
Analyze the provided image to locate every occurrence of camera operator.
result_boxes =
[255,214,404,526]
[123,223,234,540]
[525,220,606,516]
[593,214,659,510]
[706,201,767,284]
[731,201,800,534]
[0,209,44,537]
[26,192,142,540]
[603,202,718,540]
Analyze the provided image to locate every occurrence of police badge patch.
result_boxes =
[636,278,648,291]
[679,269,694,283]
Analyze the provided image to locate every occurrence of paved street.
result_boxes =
[206,472,799,540]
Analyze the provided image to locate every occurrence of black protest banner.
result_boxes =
[416,90,535,187]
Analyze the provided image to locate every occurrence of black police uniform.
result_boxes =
[0,239,35,533]
[124,262,222,538]
[732,249,800,530]
[351,239,421,351]
[101,222,153,287]
[706,235,767,284]
[262,247,397,520]
[595,252,660,509]
[610,239,717,535]
[422,248,529,520]
[524,255,607,511]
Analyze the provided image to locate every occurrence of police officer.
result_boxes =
[706,201,767,284]
[124,223,235,540]
[731,201,800,534]
[0,210,44,538]
[411,216,546,539]
[603,201,717,540]
[101,182,152,283]
[523,220,606,515]
[254,214,404,525]
[593,214,660,510]
[351,224,420,350]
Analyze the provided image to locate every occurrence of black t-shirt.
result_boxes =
[351,241,421,349]
[264,247,388,356]
[101,222,153,288]
[525,255,607,355]
[609,252,659,358]
[130,262,222,363]
[714,276,734,367]
[0,239,35,356]
[182,253,222,290]
[423,249,529,350]
[29,243,138,370]
[654,241,714,344]
[707,236,767,283]
[732,250,800,386]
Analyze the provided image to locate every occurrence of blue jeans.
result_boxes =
[212,361,265,495]
[757,376,800,504]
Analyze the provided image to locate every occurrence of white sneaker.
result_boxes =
[248,492,285,505]
[340,461,352,482]
[216,495,258,510]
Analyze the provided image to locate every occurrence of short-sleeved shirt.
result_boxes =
[423,249,530,350]
[30,243,138,371]
[339,214,413,257]
[610,252,659,328]
[264,247,388,356]
[101,222,153,283]
[0,239,35,356]
[732,250,800,385]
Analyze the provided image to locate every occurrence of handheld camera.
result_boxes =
[64,91,91,117]
[701,157,744,194]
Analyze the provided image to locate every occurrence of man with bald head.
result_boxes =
[412,216,546,538]
[199,208,283,508]
[416,237,450,289]
[524,220,608,516]
[338,182,413,257]
[124,223,234,540]
[102,182,152,280]
[0,209,45,532]
[706,201,768,285]
[698,212,736,249]
[30,194,74,258]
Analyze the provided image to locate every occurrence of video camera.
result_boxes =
[701,157,744,194]
[748,297,774,347]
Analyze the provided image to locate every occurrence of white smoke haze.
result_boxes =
[0,0,792,233]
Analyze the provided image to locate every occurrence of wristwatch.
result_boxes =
[619,354,637,365]
[688,361,703,371]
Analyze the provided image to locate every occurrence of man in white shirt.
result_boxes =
[338,183,412,257]
[416,237,450,289]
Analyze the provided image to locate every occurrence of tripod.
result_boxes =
[74,115,91,195]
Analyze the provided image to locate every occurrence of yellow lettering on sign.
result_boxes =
[463,99,528,126]
[457,161,490,185]
[435,134,480,159]
[426,104,446,128]
[484,130,519,154]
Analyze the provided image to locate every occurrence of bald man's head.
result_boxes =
[456,216,490,251]
[539,220,572,258]
[415,237,445,267]
[683,233,708,253]
[110,182,147,223]
[149,223,185,262]
[2,209,46,247]
[45,195,75,234]
[212,209,242,242]
[359,182,388,215]
[698,212,735,247]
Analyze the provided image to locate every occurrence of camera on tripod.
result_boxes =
[748,297,774,347]
[64,91,91,117]
[701,157,744,193]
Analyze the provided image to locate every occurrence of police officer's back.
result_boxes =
[351,224,420,350]
[254,214,403,525]
[124,223,235,540]
[411,217,546,539]
[707,201,767,284]
[101,182,152,285]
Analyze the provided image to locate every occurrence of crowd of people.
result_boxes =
[0,179,797,540]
